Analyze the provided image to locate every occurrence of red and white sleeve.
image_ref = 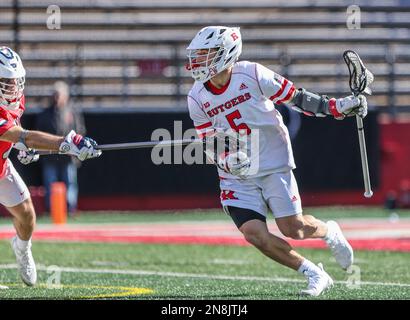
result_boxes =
[255,63,296,105]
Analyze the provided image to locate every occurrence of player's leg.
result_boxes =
[264,171,353,270]
[7,198,36,243]
[226,206,333,296]
[0,162,37,286]
[220,178,332,296]
[225,206,303,269]
[275,213,327,240]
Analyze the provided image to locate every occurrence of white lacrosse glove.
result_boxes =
[17,149,39,165]
[332,94,368,120]
[59,130,102,161]
[218,151,251,178]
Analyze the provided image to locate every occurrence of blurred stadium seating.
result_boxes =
[1,0,410,113]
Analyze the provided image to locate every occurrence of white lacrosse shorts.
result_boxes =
[220,170,302,219]
[0,160,30,208]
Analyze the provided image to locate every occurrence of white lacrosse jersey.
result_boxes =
[187,60,296,179]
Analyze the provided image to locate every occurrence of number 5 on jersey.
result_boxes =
[226,110,251,135]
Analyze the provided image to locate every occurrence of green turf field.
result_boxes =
[0,207,409,300]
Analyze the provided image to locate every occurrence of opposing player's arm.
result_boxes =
[0,125,101,161]
[0,125,63,151]
[255,63,367,120]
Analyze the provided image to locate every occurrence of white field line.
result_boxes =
[0,264,409,288]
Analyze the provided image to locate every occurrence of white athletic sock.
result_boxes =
[323,221,335,243]
[297,259,321,276]
[15,236,31,251]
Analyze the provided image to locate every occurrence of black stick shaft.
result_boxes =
[37,138,203,155]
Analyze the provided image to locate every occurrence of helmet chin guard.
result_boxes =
[186,26,242,82]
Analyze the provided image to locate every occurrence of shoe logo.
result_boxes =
[239,83,248,91]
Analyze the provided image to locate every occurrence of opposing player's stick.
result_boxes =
[36,128,244,156]
[343,50,374,198]
[37,138,203,155]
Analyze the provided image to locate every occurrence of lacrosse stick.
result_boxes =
[36,138,203,155]
[343,50,374,198]
[36,128,244,155]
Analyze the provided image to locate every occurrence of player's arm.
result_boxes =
[0,126,64,165]
[0,125,63,150]
[255,62,367,120]
[0,126,101,162]
[286,88,368,120]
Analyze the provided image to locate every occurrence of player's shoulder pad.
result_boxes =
[234,60,258,74]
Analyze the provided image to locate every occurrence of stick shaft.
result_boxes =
[37,138,203,155]
[355,115,373,198]
[97,138,202,150]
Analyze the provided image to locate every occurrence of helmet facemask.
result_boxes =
[187,47,226,82]
[186,26,242,83]
[0,77,25,110]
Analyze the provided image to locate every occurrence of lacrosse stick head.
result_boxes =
[343,50,374,96]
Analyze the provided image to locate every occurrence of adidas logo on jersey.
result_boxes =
[239,83,248,91]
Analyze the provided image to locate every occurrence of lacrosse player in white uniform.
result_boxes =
[0,46,101,288]
[186,26,368,296]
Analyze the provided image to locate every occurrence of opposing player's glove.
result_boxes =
[59,130,102,161]
[17,149,39,165]
[330,94,368,120]
[218,151,251,178]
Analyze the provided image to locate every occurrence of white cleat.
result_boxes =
[11,236,37,286]
[325,221,354,270]
[300,263,334,297]
[0,285,9,289]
